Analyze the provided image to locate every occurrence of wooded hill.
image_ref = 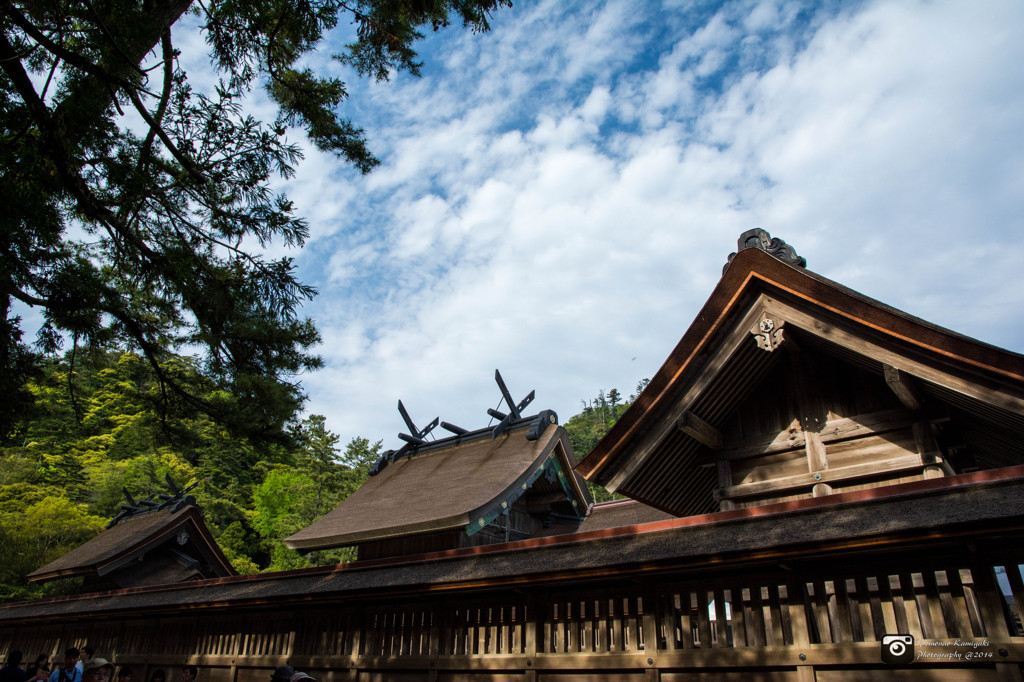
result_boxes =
[0,349,642,601]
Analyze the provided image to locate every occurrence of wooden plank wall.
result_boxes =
[3,551,1023,681]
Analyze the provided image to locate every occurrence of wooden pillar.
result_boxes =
[716,461,735,511]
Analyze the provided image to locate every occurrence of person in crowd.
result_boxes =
[114,668,131,682]
[25,663,49,682]
[73,650,93,675]
[80,660,112,682]
[177,667,196,682]
[46,649,80,682]
[289,673,314,682]
[24,655,49,681]
[0,650,24,682]
[269,667,293,682]
[146,670,163,682]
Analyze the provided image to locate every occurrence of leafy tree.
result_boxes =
[0,496,105,595]
[564,381,649,503]
[0,0,510,443]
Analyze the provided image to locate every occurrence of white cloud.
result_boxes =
[289,0,1024,446]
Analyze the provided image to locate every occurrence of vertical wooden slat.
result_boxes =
[1002,564,1024,637]
[428,607,441,656]
[524,598,537,660]
[678,592,694,650]
[729,588,746,647]
[488,606,498,655]
[625,595,636,652]
[642,593,660,654]
[611,597,625,652]
[545,602,556,654]
[585,598,595,653]
[877,576,899,636]
[713,588,728,648]
[749,586,768,647]
[832,579,853,643]
[811,580,832,644]
[902,573,926,640]
[476,606,487,655]
[786,582,810,646]
[846,578,867,642]
[959,568,987,637]
[695,589,712,648]
[972,563,1013,640]
[499,605,509,654]
[921,570,949,640]
[597,598,609,653]
[766,585,785,646]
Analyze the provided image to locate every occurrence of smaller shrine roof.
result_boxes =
[285,421,588,550]
[27,505,234,584]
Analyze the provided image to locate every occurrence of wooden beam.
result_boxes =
[806,431,828,472]
[720,453,925,499]
[763,296,1024,416]
[884,364,922,411]
[605,300,771,492]
[676,411,724,450]
[701,409,919,465]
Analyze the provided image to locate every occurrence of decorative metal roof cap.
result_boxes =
[370,370,558,476]
[723,228,806,274]
[107,473,199,528]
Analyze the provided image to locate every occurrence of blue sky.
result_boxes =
[196,0,1024,446]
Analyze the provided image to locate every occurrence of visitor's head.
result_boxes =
[179,666,198,682]
[270,666,294,682]
[63,649,80,671]
[81,659,113,682]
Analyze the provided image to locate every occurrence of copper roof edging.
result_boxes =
[4,464,1023,615]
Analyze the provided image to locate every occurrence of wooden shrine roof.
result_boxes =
[2,466,1023,622]
[285,422,588,550]
[574,244,1024,513]
[27,505,235,584]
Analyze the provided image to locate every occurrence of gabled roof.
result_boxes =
[575,240,1024,514]
[27,505,235,585]
[285,422,589,550]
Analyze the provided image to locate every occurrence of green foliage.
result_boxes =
[0,496,105,589]
[0,349,376,596]
[563,379,649,503]
[0,0,509,444]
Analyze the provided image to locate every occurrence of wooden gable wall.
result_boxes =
[707,331,946,511]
